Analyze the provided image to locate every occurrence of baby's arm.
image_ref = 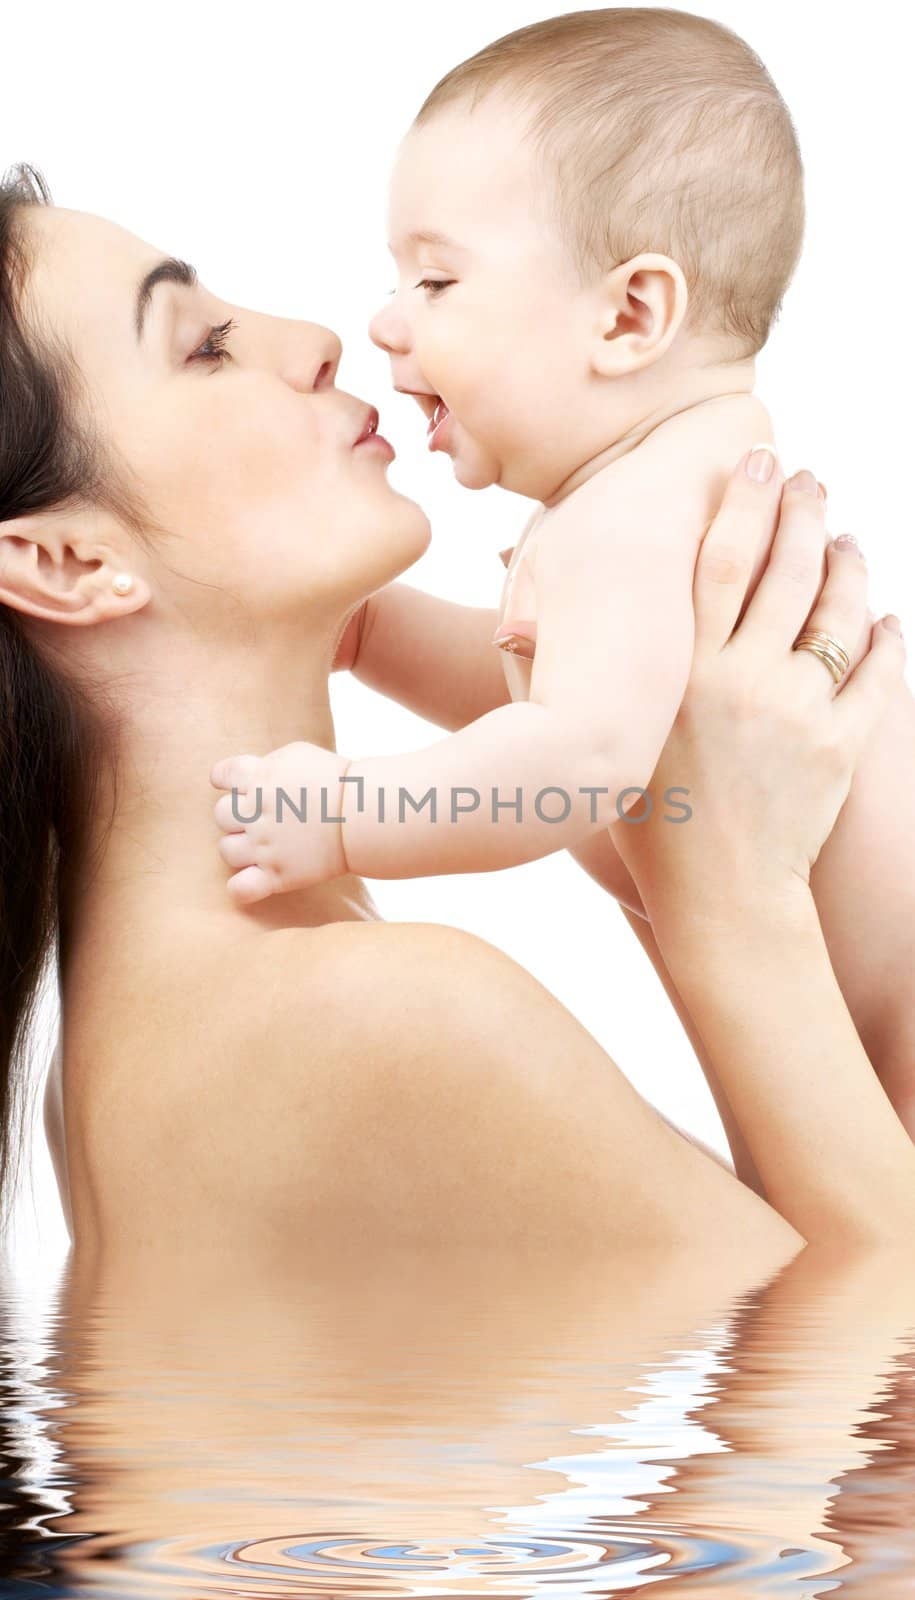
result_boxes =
[332,491,700,880]
[352,583,512,730]
[212,499,699,895]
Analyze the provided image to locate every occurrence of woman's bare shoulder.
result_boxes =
[65,919,517,1246]
[67,914,799,1265]
[118,916,539,1100]
[236,918,530,1051]
[178,913,591,1144]
[74,920,543,1245]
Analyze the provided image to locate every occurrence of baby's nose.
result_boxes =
[368,296,411,356]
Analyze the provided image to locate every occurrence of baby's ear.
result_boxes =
[591,252,688,378]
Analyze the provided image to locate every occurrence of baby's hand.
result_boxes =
[210,741,351,905]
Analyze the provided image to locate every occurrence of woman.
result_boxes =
[0,164,912,1274]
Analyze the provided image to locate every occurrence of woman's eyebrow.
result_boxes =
[135,257,198,341]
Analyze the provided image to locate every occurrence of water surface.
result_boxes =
[3,1245,914,1596]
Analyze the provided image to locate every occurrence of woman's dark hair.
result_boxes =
[0,164,141,1242]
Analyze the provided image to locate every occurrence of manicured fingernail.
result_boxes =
[882,614,904,638]
[832,534,864,560]
[817,481,828,501]
[788,468,818,495]
[746,443,777,482]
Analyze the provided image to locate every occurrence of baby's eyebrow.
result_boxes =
[390,228,466,255]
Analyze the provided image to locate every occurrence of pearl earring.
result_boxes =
[111,573,134,597]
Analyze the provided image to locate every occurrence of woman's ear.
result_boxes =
[591,252,689,378]
[0,507,150,625]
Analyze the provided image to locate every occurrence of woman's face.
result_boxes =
[21,206,431,623]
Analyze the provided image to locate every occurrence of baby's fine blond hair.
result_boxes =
[415,8,804,358]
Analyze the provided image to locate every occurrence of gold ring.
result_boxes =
[793,629,850,684]
[797,629,850,670]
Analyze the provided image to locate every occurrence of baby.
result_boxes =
[212,7,809,908]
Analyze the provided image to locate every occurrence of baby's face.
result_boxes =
[369,95,600,500]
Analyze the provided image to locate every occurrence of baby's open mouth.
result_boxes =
[393,386,453,450]
[427,397,451,451]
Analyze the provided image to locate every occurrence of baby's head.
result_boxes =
[369,7,804,501]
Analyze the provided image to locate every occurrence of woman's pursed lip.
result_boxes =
[350,401,395,458]
[353,428,396,461]
[352,405,381,446]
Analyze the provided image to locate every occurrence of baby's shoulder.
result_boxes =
[635,391,774,525]
[542,392,775,565]
[641,390,773,471]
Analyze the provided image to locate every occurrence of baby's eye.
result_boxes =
[415,278,455,298]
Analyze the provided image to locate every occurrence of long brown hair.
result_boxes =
[0,164,142,1240]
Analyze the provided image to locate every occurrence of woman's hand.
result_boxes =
[612,449,906,930]
[608,447,915,1247]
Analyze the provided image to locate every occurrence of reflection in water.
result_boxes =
[2,1244,915,1596]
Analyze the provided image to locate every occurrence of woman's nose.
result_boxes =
[281,325,342,393]
[368,297,410,356]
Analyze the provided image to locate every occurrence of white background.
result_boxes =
[2,1,912,1267]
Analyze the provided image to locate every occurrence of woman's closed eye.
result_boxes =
[415,279,455,298]
[189,318,237,367]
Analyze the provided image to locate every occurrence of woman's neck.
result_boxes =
[63,620,381,985]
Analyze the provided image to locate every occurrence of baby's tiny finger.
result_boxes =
[214,790,257,832]
[218,832,256,869]
[226,864,274,906]
[210,753,260,791]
